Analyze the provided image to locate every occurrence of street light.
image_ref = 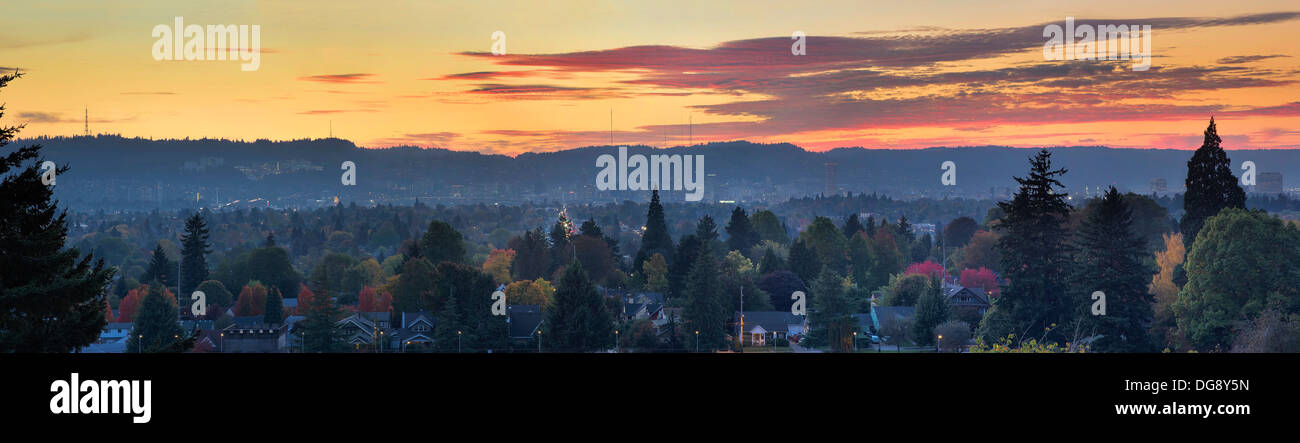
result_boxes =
[537,329,542,353]
[937,334,943,353]
[457,330,462,353]
[853,331,858,352]
[614,329,619,353]
[138,334,143,353]
[694,330,700,353]
[219,332,224,353]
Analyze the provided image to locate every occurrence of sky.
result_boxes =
[3,0,1299,155]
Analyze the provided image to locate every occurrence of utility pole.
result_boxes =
[738,286,744,353]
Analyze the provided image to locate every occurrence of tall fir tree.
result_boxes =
[263,288,284,325]
[808,270,856,352]
[759,246,784,275]
[667,234,702,300]
[1179,117,1245,244]
[126,285,184,353]
[841,213,864,239]
[544,261,614,351]
[980,149,1074,345]
[141,243,175,288]
[635,190,675,274]
[179,212,211,300]
[0,70,116,352]
[912,276,952,347]
[725,207,759,255]
[1074,187,1153,352]
[683,243,726,351]
[296,285,348,352]
[787,239,822,284]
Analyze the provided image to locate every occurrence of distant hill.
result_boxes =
[14,135,1298,211]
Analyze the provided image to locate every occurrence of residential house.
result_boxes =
[735,311,806,346]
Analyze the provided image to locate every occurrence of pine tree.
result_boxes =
[842,213,864,239]
[545,261,614,351]
[788,239,822,284]
[420,220,466,265]
[126,285,184,353]
[0,71,115,352]
[263,288,284,325]
[683,243,726,351]
[725,207,759,254]
[1074,187,1153,352]
[1180,117,1245,244]
[759,247,784,275]
[296,285,347,352]
[981,149,1073,345]
[179,212,211,299]
[809,270,856,352]
[141,244,175,288]
[913,276,952,347]
[635,190,674,273]
[667,234,701,300]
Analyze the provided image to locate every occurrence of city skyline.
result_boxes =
[3,1,1299,155]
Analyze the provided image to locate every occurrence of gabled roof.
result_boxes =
[736,311,806,334]
[942,283,990,306]
[507,305,542,339]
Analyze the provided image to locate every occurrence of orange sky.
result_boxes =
[3,0,1299,155]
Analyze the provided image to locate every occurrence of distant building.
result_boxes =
[824,162,838,196]
[220,320,287,353]
[1150,178,1167,194]
[1258,172,1283,194]
[735,311,806,346]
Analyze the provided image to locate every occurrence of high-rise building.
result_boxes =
[824,162,838,197]
[1258,172,1283,194]
[1150,178,1167,194]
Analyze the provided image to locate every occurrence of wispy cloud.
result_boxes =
[297,73,381,84]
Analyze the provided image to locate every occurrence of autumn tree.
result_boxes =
[358,286,393,313]
[641,253,669,292]
[1148,233,1185,349]
[482,248,515,285]
[234,282,269,317]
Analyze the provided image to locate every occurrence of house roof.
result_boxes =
[508,305,542,339]
[736,311,805,334]
[871,306,915,333]
[943,283,990,306]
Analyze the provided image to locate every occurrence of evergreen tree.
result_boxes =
[545,261,614,351]
[980,149,1073,345]
[421,220,466,265]
[510,227,551,281]
[263,288,284,325]
[667,234,701,300]
[725,207,759,254]
[683,243,726,351]
[788,239,822,284]
[842,213,864,239]
[296,285,348,352]
[635,190,674,273]
[848,234,873,288]
[1180,117,1245,244]
[141,244,175,288]
[126,285,184,353]
[179,212,211,298]
[799,216,847,275]
[758,247,784,275]
[434,289,465,352]
[913,276,951,347]
[1074,187,1153,352]
[0,70,115,352]
[864,216,876,238]
[809,270,856,352]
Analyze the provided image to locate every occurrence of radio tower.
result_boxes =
[84,107,89,136]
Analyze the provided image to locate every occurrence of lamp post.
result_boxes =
[853,331,858,352]
[378,330,384,353]
[219,332,224,353]
[537,329,542,353]
[937,334,943,353]
[137,334,143,353]
[457,330,462,353]
[694,330,699,353]
[614,329,619,353]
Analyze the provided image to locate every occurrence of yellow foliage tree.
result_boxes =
[482,248,516,286]
[1148,233,1185,349]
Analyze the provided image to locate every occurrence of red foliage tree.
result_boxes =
[234,282,268,317]
[104,298,114,323]
[116,285,147,322]
[358,286,393,313]
[960,267,1001,298]
[905,260,947,280]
